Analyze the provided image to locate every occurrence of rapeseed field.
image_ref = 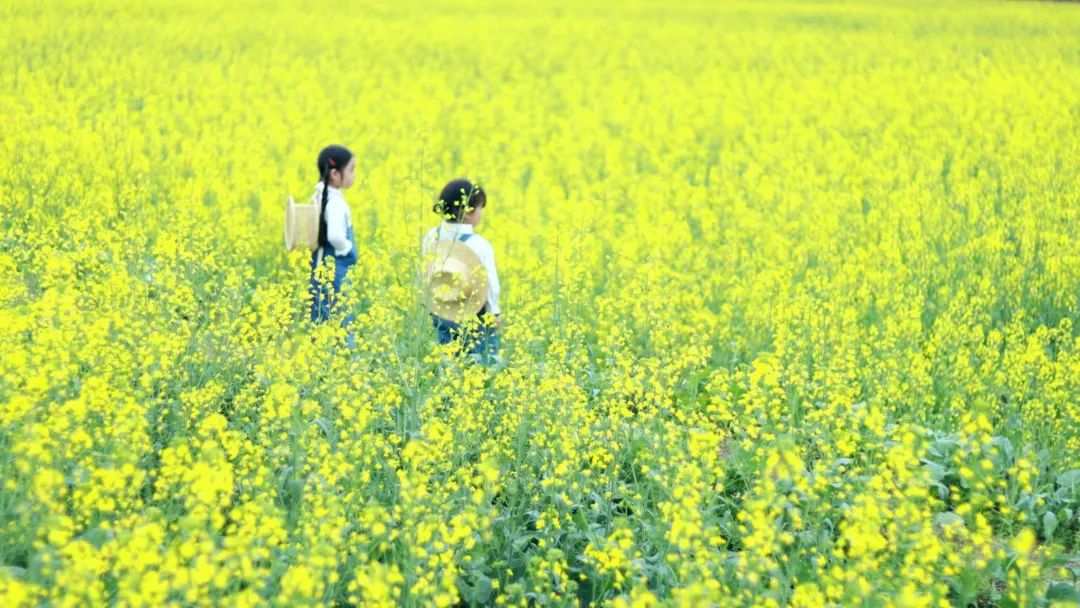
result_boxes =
[2,0,1080,605]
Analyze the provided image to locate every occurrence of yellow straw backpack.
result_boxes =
[284,194,321,252]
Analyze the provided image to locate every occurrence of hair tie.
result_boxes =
[328,158,336,168]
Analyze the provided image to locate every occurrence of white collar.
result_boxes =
[439,221,474,235]
[315,182,343,197]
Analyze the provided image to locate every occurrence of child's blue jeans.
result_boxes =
[310,248,357,349]
[432,314,499,365]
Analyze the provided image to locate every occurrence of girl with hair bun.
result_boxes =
[421,178,502,364]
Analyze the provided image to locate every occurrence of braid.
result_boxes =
[318,161,331,248]
[314,146,351,250]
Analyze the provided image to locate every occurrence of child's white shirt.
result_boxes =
[313,182,352,257]
[422,221,501,316]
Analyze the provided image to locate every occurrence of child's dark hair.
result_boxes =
[316,145,354,248]
[434,179,486,223]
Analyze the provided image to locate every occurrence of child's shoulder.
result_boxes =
[421,226,441,250]
[467,232,495,255]
[313,183,349,205]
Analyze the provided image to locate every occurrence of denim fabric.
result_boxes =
[432,314,500,365]
[310,222,358,348]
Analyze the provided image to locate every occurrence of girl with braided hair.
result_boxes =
[309,145,358,346]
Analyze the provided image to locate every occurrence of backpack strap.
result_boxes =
[436,227,473,242]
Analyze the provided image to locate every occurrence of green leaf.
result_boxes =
[1043,553,1080,567]
[1046,582,1080,603]
[1042,511,1058,540]
[934,511,963,527]
[572,509,589,532]
[463,572,494,604]
[511,534,533,552]
[1057,468,1080,490]
[990,436,1013,461]
[76,527,115,549]
[923,460,947,482]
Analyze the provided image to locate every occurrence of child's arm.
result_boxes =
[479,241,501,321]
[421,228,436,255]
[325,199,352,256]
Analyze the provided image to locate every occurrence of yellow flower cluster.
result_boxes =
[2,0,1080,605]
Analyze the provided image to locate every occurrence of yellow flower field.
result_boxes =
[2,0,1080,605]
